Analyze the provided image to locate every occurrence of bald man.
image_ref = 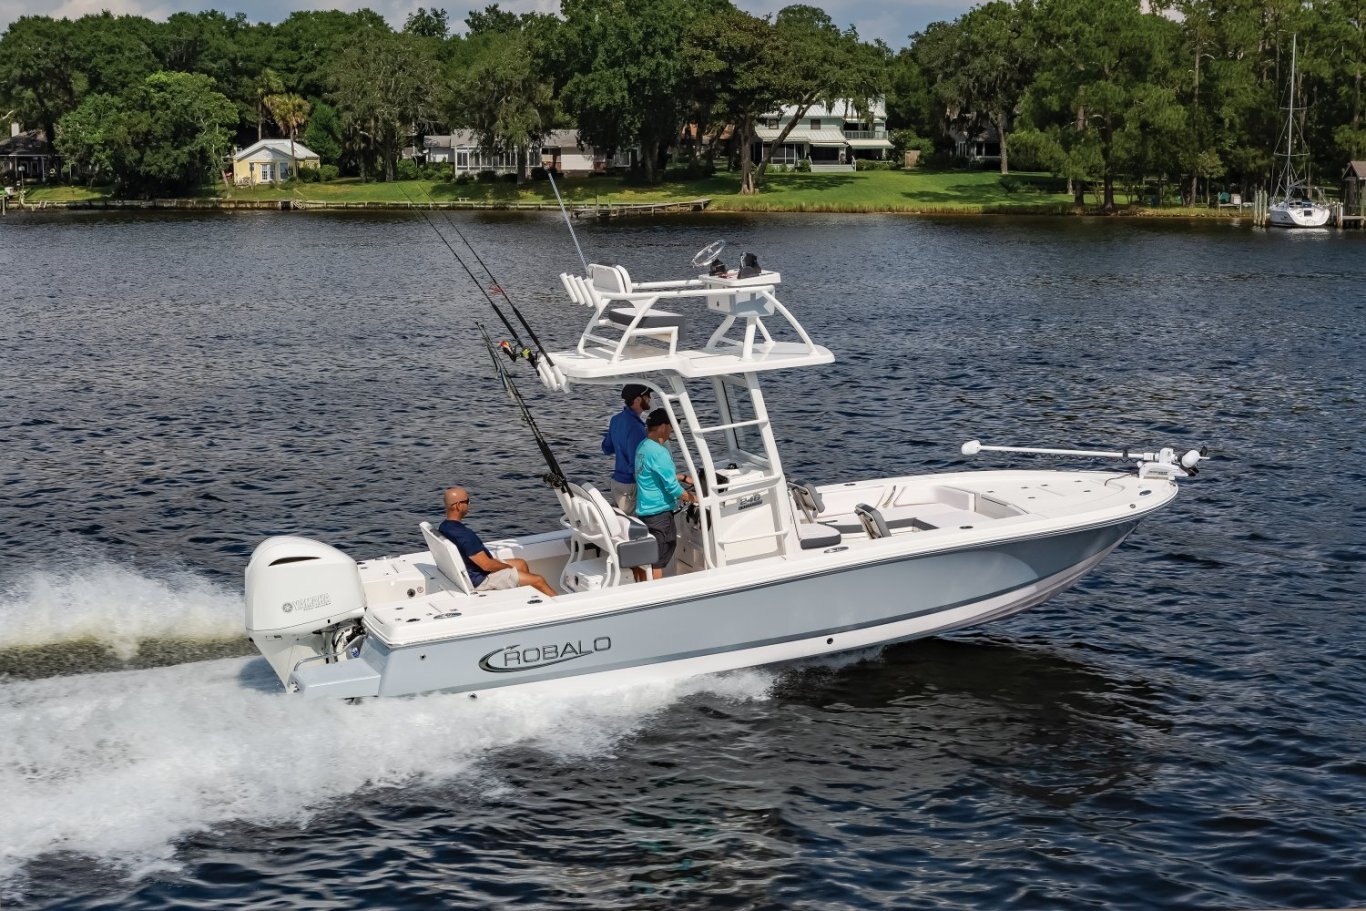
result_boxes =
[438,486,557,597]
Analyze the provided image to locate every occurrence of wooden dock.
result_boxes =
[571,198,712,219]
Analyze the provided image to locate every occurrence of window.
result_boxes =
[259,162,274,182]
[809,119,819,130]
[457,151,469,169]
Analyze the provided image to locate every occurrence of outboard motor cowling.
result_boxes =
[245,536,366,686]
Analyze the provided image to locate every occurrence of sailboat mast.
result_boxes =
[1286,34,1296,165]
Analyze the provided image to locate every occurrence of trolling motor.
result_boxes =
[961,439,1209,480]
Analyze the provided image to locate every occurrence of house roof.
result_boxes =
[762,99,887,121]
[846,138,893,150]
[0,130,53,156]
[754,126,849,147]
[1346,161,1366,179]
[540,129,584,148]
[233,139,320,161]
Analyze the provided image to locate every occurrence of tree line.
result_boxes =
[1,0,1362,205]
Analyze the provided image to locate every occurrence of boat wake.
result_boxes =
[0,560,248,680]
[0,649,775,892]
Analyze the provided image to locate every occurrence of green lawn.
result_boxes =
[24,168,1236,214]
[19,185,110,203]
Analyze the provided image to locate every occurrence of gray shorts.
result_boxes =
[476,567,520,591]
[638,511,677,570]
[609,479,637,516]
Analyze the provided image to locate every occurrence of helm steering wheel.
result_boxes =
[690,239,726,269]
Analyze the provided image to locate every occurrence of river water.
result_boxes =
[1,210,1364,909]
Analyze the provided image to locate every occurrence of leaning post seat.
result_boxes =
[583,263,688,357]
[559,482,659,591]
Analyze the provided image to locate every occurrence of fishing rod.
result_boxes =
[402,184,561,387]
[477,320,568,490]
[546,168,590,274]
[398,185,531,363]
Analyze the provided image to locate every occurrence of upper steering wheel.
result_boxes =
[690,239,726,269]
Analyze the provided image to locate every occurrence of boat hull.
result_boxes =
[1269,202,1331,227]
[291,519,1137,699]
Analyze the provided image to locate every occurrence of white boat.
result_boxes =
[244,243,1205,699]
[1269,35,1331,228]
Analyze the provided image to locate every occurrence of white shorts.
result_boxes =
[476,567,520,591]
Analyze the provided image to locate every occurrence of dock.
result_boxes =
[571,198,711,219]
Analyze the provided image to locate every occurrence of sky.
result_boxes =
[0,0,979,50]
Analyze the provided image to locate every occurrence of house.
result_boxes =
[752,100,894,171]
[1,125,56,184]
[422,131,521,175]
[232,139,320,185]
[419,129,635,176]
[949,123,1002,165]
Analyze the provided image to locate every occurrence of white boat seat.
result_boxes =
[419,521,476,595]
[584,486,659,567]
[795,521,842,550]
[855,504,891,539]
[559,483,659,591]
[607,307,687,332]
[789,479,825,522]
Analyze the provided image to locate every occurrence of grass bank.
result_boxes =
[22,169,1249,216]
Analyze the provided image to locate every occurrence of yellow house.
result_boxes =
[232,139,321,185]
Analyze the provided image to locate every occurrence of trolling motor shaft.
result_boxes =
[961,439,1209,479]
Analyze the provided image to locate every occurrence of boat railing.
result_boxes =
[562,263,821,366]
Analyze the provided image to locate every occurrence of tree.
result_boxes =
[750,5,876,189]
[558,0,725,183]
[683,7,782,192]
[1031,0,1184,210]
[56,71,236,196]
[265,92,311,179]
[464,5,522,38]
[404,7,449,40]
[0,16,84,144]
[917,1,1038,174]
[448,29,556,182]
[329,29,436,180]
[252,69,284,141]
[303,100,343,163]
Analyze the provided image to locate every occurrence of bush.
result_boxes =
[476,169,499,182]
[999,175,1023,194]
[794,159,811,172]
[319,164,340,182]
[299,166,321,182]
[500,171,518,183]
[854,159,895,171]
[396,159,419,181]
[421,162,449,181]
[454,172,473,185]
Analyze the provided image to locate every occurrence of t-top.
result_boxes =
[602,406,647,485]
[634,437,685,517]
[438,519,490,588]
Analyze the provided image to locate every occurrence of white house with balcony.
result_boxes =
[752,99,894,172]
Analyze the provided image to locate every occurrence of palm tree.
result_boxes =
[265,93,312,181]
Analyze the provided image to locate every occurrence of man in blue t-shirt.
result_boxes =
[438,486,557,596]
[634,409,696,580]
[601,384,651,514]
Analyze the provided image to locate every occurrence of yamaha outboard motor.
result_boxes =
[245,536,367,687]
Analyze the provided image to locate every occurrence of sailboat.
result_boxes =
[1269,34,1331,228]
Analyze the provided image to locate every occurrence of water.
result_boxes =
[2,210,1364,909]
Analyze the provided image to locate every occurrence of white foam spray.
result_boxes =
[0,654,775,891]
[0,560,243,658]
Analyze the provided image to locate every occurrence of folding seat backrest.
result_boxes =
[419,521,475,595]
[854,503,891,540]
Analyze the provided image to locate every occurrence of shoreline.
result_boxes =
[7,196,1260,219]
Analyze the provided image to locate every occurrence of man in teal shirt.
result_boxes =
[634,409,696,579]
